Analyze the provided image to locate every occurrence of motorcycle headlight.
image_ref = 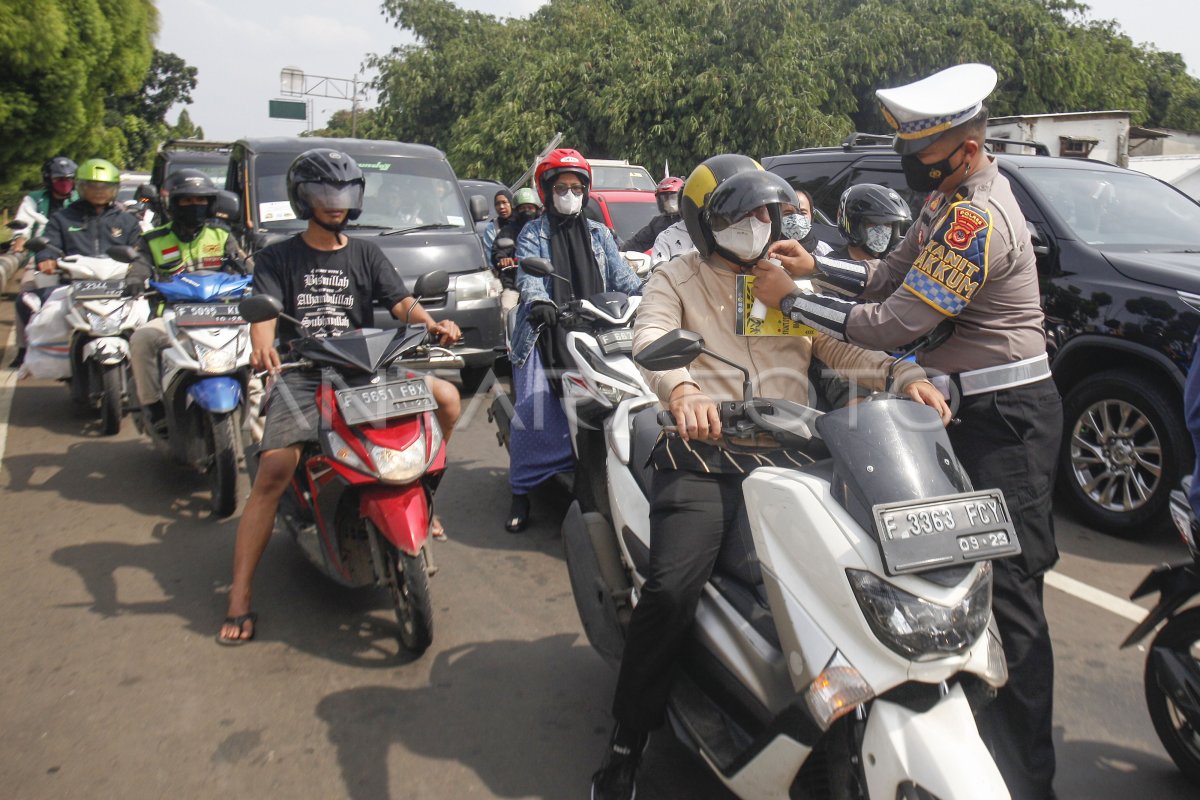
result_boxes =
[847,562,993,661]
[368,423,433,484]
[193,340,238,374]
[86,310,122,335]
[455,270,501,301]
[324,429,371,474]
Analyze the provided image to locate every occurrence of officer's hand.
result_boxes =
[904,379,952,426]
[428,318,461,346]
[528,302,558,328]
[250,345,282,374]
[669,382,721,443]
[37,259,56,274]
[766,238,816,276]
[751,261,801,310]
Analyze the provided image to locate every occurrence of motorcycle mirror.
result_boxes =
[494,237,516,252]
[470,194,490,223]
[238,294,284,324]
[211,190,240,223]
[634,329,706,372]
[412,270,450,300]
[520,256,554,277]
[106,245,139,264]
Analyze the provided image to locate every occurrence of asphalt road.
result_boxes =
[0,312,1196,799]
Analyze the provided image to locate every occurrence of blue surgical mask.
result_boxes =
[781,213,811,242]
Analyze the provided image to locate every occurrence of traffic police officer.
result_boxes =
[752,63,1061,799]
[128,169,246,430]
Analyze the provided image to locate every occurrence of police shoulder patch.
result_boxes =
[901,200,991,316]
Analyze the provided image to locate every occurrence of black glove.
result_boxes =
[528,302,558,328]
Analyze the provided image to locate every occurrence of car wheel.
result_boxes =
[1059,370,1188,536]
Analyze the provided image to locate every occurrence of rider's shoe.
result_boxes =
[591,725,646,800]
[144,401,167,433]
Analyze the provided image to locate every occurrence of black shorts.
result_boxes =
[259,370,323,453]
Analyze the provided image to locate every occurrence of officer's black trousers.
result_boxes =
[949,377,1063,800]
[611,468,747,731]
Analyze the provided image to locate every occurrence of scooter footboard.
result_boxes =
[360,484,428,557]
[862,684,1009,800]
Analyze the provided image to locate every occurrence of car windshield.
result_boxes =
[605,200,659,245]
[166,161,227,189]
[1021,166,1200,251]
[252,153,471,232]
[591,165,656,191]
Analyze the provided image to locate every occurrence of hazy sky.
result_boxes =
[157,0,1200,143]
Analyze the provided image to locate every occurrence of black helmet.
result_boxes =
[161,169,219,238]
[837,184,912,255]
[286,148,365,221]
[43,156,77,185]
[681,154,794,262]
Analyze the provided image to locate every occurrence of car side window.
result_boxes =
[584,197,606,227]
[1009,179,1057,277]
[769,158,848,222]
[846,166,925,222]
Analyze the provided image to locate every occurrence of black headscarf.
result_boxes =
[494,189,514,226]
[546,201,602,304]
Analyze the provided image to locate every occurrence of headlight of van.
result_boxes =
[847,562,992,661]
[455,270,500,302]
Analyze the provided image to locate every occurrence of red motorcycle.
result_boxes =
[239,272,461,655]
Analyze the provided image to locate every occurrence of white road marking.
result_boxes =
[1045,569,1147,623]
[0,325,17,472]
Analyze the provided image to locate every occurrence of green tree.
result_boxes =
[305,107,381,138]
[108,48,200,169]
[169,108,205,140]
[371,0,1200,183]
[0,0,158,203]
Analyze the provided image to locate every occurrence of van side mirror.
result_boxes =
[211,190,240,223]
[1027,221,1051,257]
[412,270,450,299]
[470,195,490,223]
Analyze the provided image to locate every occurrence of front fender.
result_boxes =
[360,484,428,556]
[862,685,1009,800]
[1120,562,1200,648]
[82,336,129,366]
[187,376,243,413]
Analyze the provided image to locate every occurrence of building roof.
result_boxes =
[988,110,1136,124]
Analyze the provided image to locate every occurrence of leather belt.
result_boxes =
[930,353,1051,398]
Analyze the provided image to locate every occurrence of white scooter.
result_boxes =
[564,325,1017,799]
[489,253,651,516]
[27,239,149,434]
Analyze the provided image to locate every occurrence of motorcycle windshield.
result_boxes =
[582,292,631,323]
[290,326,427,373]
[152,271,252,302]
[815,397,971,536]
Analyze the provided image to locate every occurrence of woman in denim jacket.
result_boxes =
[505,149,643,531]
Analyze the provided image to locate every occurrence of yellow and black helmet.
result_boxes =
[681,154,795,262]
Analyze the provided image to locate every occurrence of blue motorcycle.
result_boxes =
[136,271,253,517]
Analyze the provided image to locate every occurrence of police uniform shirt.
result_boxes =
[847,156,1045,375]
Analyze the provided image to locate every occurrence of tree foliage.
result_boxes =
[306,108,382,139]
[169,108,205,141]
[370,0,1200,183]
[0,0,159,201]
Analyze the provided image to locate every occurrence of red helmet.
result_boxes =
[535,148,591,203]
[655,176,684,196]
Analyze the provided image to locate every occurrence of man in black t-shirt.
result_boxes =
[218,149,461,646]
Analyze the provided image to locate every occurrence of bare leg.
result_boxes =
[219,444,302,641]
[428,376,461,443]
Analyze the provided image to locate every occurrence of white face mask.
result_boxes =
[712,215,772,261]
[781,212,811,242]
[864,223,893,255]
[553,190,584,216]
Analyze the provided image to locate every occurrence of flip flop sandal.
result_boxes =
[431,516,447,541]
[216,612,257,646]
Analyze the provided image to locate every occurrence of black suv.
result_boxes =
[224,137,502,392]
[765,138,1200,537]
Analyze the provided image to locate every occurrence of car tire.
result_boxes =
[1058,369,1189,537]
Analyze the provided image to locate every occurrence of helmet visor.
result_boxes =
[706,172,797,232]
[298,181,363,211]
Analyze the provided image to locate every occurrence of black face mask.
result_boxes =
[171,203,210,240]
[515,209,538,226]
[901,141,966,193]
